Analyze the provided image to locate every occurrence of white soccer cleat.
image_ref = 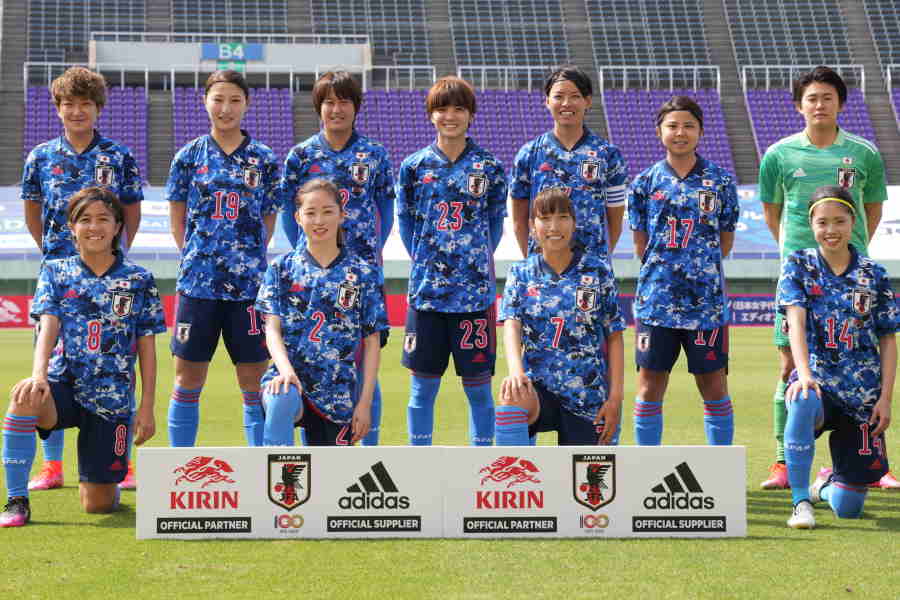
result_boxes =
[787,500,816,529]
[809,467,833,504]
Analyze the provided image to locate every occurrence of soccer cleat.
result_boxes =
[809,467,833,504]
[787,500,816,529]
[0,497,31,527]
[118,461,137,490]
[27,460,63,491]
[760,462,790,489]
[870,471,900,490]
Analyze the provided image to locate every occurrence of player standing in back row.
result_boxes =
[758,66,896,489]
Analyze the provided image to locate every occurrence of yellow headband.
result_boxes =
[808,197,855,217]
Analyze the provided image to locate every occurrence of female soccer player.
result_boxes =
[495,188,625,445]
[1,187,165,527]
[166,70,279,447]
[628,96,739,446]
[280,71,394,446]
[509,65,627,262]
[397,76,506,446]
[779,185,897,529]
[257,179,388,446]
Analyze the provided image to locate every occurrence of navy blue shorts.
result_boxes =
[401,307,496,378]
[171,294,269,364]
[528,382,619,446]
[635,321,728,374]
[817,392,889,486]
[297,399,353,447]
[36,382,131,484]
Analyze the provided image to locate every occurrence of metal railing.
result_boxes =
[457,66,550,91]
[23,62,150,102]
[310,65,436,91]
[90,31,370,46]
[741,64,865,97]
[169,64,296,103]
[597,66,721,96]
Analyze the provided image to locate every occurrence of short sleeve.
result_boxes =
[361,268,389,338]
[21,148,43,203]
[165,147,192,203]
[262,152,280,216]
[509,142,533,200]
[863,149,888,205]
[626,178,648,232]
[872,266,900,337]
[137,274,167,337]
[719,178,740,232]
[777,253,808,312]
[255,258,284,318]
[499,263,525,322]
[758,147,783,205]
[31,265,61,320]
[604,144,628,207]
[599,274,626,337]
[119,151,144,205]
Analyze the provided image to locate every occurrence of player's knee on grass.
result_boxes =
[80,484,119,514]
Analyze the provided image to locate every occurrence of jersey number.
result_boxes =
[114,424,128,456]
[858,422,884,456]
[459,319,488,349]
[550,316,565,348]
[308,311,326,343]
[666,217,694,249]
[212,190,240,220]
[824,317,853,350]
[694,328,720,347]
[339,188,350,213]
[247,306,261,336]
[437,201,464,231]
[86,319,102,352]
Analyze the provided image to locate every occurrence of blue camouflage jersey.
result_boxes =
[628,157,740,329]
[510,128,627,259]
[21,131,143,259]
[778,246,900,424]
[500,250,626,422]
[31,254,167,421]
[396,139,506,313]
[256,248,389,425]
[280,131,394,265]
[166,131,279,301]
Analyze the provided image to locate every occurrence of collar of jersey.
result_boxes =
[428,138,474,165]
[547,127,592,153]
[660,153,708,181]
[816,243,859,278]
[537,247,583,280]
[77,250,124,279]
[58,130,102,156]
[303,246,346,270]
[800,127,845,148]
[207,129,251,158]
[316,130,359,154]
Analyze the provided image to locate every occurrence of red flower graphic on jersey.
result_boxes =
[309,164,322,174]
[290,282,304,292]
[64,289,78,299]
[526,286,540,297]
[422,173,435,184]
[172,456,236,488]
[539,162,553,172]
[196,165,208,175]
[809,284,823,296]
[479,456,541,487]
[652,190,666,201]
[51,166,63,175]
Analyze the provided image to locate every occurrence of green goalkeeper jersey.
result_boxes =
[758,128,887,259]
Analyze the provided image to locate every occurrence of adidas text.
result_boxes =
[643,494,714,510]
[338,493,410,510]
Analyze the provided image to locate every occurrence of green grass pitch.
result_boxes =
[1,327,897,599]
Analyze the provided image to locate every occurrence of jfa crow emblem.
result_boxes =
[637,332,651,352]
[268,453,311,510]
[698,190,717,214]
[176,322,191,344]
[467,173,487,197]
[853,289,872,316]
[243,166,260,189]
[337,282,359,309]
[111,292,133,317]
[573,454,616,510]
[576,286,597,312]
[404,332,417,353]
[95,165,115,186]
[351,162,370,184]
[581,160,601,182]
[837,167,856,189]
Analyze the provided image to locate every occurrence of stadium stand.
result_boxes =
[449,1,569,67]
[172,87,295,161]
[172,0,288,34]
[26,0,145,62]
[865,0,900,130]
[603,88,736,178]
[310,0,430,65]
[23,86,149,181]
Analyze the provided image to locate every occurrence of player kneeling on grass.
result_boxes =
[779,186,897,529]
[628,96,739,447]
[256,179,388,446]
[1,187,166,527]
[495,188,625,445]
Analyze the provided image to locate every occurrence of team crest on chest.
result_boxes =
[580,160,601,182]
[351,162,370,184]
[467,172,487,197]
[576,286,597,312]
[698,190,717,214]
[111,292,133,317]
[853,289,872,316]
[243,166,260,189]
[95,164,115,186]
[637,332,651,353]
[337,282,359,309]
[404,332,417,353]
[837,167,856,189]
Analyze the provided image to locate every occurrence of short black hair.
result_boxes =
[792,66,847,106]
[543,65,592,98]
[312,70,362,117]
[655,95,704,129]
[204,70,250,101]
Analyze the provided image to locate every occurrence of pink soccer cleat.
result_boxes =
[118,461,137,490]
[809,467,833,504]
[27,460,63,491]
[0,497,31,527]
[760,462,790,489]
[870,471,900,489]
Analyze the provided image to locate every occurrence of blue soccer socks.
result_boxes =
[3,414,38,499]
[495,405,529,446]
[241,390,264,446]
[463,376,494,446]
[168,385,202,447]
[407,373,440,445]
[40,428,64,462]
[821,480,867,518]
[634,398,663,445]
[784,389,822,505]
[703,396,734,445]
[263,386,302,446]
[361,382,382,447]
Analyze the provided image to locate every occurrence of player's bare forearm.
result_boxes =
[606,205,625,253]
[122,202,142,250]
[24,200,43,249]
[633,230,648,259]
[762,203,782,243]
[605,330,624,406]
[511,197,530,257]
[358,332,381,406]
[785,306,812,379]
[32,314,60,379]
[878,334,896,405]
[169,201,187,251]
[264,315,296,380]
[136,335,158,410]
[719,231,735,258]
[263,212,277,247]
[865,203,883,244]
[503,319,526,376]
